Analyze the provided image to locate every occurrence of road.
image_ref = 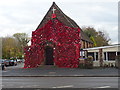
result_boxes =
[2,77,118,88]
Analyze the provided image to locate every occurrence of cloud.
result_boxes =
[0,0,28,6]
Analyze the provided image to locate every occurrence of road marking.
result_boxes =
[74,74,84,76]
[19,86,24,88]
[96,86,111,88]
[35,89,42,90]
[52,85,73,88]
[2,71,7,72]
[49,72,56,74]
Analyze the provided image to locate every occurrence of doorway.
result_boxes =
[45,46,54,65]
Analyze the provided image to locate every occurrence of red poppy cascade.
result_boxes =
[24,3,81,68]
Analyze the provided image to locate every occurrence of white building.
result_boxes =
[83,44,120,67]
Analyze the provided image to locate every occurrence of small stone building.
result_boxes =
[24,2,93,68]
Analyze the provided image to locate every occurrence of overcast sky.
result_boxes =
[0,0,118,44]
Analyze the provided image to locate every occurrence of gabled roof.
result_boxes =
[36,2,93,43]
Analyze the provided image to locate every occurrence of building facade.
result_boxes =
[24,2,94,68]
[24,2,93,68]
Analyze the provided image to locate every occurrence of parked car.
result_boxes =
[17,59,24,63]
[4,60,10,67]
[9,60,17,66]
[0,59,5,66]
[0,59,6,70]
[21,59,25,63]
[17,59,22,63]
[0,60,17,67]
[9,60,14,66]
[13,60,17,66]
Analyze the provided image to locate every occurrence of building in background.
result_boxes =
[83,44,120,67]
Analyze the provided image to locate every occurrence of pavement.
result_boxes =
[1,63,119,77]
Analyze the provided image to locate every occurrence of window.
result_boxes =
[96,52,98,61]
[108,52,116,61]
[104,52,106,60]
[80,51,85,57]
[117,52,120,56]
[88,52,94,60]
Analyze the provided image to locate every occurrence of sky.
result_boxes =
[0,0,119,44]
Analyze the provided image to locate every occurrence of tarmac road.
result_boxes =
[2,77,118,88]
